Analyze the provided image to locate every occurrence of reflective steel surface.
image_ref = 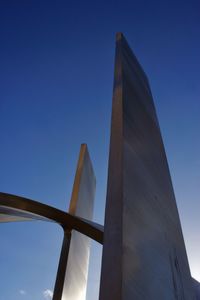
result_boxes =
[53,144,96,300]
[0,205,45,222]
[99,33,195,300]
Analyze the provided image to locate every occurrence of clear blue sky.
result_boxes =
[0,1,200,299]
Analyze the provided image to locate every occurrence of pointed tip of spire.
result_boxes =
[116,32,124,41]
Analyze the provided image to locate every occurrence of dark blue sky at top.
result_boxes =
[0,1,200,299]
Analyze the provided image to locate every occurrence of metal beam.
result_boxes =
[0,192,103,244]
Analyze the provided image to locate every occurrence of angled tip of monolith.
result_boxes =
[116,32,123,41]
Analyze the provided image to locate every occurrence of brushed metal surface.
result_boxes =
[0,205,46,222]
[53,144,96,300]
[99,33,195,300]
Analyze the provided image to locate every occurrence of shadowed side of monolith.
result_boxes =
[99,33,195,300]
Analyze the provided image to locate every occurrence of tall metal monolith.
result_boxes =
[99,33,195,300]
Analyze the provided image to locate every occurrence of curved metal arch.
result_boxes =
[0,192,103,244]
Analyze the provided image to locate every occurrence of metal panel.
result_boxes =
[0,196,52,223]
[0,205,46,222]
[99,33,195,300]
[53,144,96,300]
